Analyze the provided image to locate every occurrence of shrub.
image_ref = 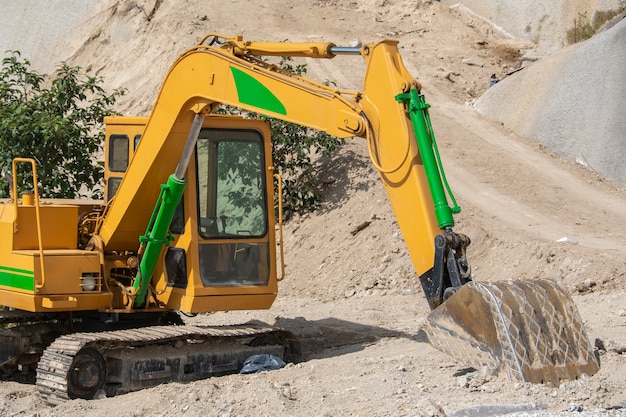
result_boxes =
[0,52,124,199]
[566,2,626,44]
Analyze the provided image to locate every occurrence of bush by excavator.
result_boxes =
[0,34,598,404]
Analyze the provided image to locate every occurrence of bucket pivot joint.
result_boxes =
[420,229,472,310]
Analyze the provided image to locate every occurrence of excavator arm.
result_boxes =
[98,34,598,386]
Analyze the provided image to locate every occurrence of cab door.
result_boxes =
[159,117,279,313]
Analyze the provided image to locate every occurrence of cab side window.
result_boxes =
[109,134,129,172]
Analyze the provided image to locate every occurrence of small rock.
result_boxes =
[569,403,583,412]
[415,398,447,417]
[575,278,597,293]
[556,236,578,244]
[583,278,596,288]
[468,367,492,389]
[462,57,485,67]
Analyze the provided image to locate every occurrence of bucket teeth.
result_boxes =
[423,279,599,386]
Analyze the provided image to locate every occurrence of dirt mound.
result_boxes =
[475,17,626,188]
[1,1,626,416]
[440,0,622,51]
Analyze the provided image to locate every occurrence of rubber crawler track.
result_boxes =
[36,324,298,405]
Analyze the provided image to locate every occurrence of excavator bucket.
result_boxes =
[423,279,599,386]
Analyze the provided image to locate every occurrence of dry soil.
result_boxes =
[0,1,625,416]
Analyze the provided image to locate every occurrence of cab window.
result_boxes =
[196,129,267,239]
[109,134,129,172]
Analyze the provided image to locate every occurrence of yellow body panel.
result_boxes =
[12,250,101,294]
[0,198,112,312]
[178,293,276,314]
[0,247,111,312]
[0,291,111,312]
[9,205,78,250]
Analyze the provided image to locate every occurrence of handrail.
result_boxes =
[11,158,46,290]
[273,173,285,281]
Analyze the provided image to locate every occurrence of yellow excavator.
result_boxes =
[0,34,598,403]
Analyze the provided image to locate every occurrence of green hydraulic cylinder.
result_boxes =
[132,113,205,308]
[133,174,186,307]
[395,88,459,229]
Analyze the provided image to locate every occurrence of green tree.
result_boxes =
[270,114,343,218]
[0,51,124,199]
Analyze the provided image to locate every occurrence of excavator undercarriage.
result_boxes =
[36,323,299,404]
[0,312,300,403]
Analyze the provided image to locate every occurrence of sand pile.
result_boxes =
[475,17,626,188]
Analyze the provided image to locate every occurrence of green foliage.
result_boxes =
[219,57,344,219]
[270,113,343,218]
[566,3,626,44]
[0,51,125,199]
[215,140,266,235]
[566,12,595,44]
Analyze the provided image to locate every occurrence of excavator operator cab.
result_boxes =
[103,115,280,313]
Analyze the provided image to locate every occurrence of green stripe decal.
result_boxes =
[0,266,35,291]
[230,67,287,115]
